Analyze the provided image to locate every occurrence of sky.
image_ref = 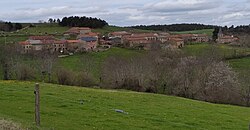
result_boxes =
[0,0,250,26]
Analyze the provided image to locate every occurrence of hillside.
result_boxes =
[0,24,156,45]
[0,81,250,130]
[171,29,214,36]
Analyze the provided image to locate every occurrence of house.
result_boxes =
[19,36,67,54]
[77,32,99,51]
[19,41,32,53]
[123,33,159,50]
[170,34,209,43]
[168,38,185,48]
[108,31,131,38]
[191,34,209,43]
[64,27,91,36]
[216,28,239,44]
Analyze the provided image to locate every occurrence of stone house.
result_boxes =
[64,27,91,36]
[19,36,67,54]
[216,28,239,44]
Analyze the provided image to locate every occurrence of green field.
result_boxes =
[58,47,144,81]
[93,25,157,35]
[0,81,250,130]
[171,29,214,36]
[182,44,250,57]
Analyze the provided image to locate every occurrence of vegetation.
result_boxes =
[224,24,250,34]
[0,118,22,130]
[0,22,23,32]
[59,16,108,28]
[0,81,250,130]
[183,44,250,58]
[17,24,69,35]
[129,23,217,32]
[171,29,214,36]
[93,26,156,35]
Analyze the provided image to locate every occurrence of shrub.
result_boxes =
[16,64,35,81]
[56,68,74,85]
[75,71,96,87]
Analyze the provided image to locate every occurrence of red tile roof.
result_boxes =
[169,38,184,42]
[110,31,131,36]
[131,33,158,38]
[67,40,81,44]
[29,36,55,40]
[78,32,99,37]
[65,27,91,34]
[19,41,30,45]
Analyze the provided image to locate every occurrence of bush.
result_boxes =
[75,71,96,87]
[16,64,35,81]
[100,49,243,106]
[56,68,74,85]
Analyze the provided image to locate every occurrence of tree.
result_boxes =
[56,19,61,23]
[15,23,22,30]
[35,51,57,83]
[212,27,219,41]
[48,18,53,23]
[59,16,108,28]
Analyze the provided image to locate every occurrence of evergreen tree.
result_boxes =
[59,16,108,28]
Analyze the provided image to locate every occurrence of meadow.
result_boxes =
[0,81,250,130]
[171,29,214,36]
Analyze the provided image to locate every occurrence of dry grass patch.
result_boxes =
[0,119,22,130]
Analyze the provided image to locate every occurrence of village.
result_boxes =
[18,27,239,54]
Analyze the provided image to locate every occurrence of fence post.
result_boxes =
[35,83,40,126]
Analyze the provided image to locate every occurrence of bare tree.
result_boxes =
[35,51,57,83]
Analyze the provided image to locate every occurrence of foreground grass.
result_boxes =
[0,81,250,130]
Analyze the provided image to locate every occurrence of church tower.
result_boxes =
[217,28,223,38]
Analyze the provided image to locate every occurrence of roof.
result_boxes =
[220,35,238,39]
[54,40,67,44]
[80,37,97,42]
[110,31,131,36]
[131,33,158,37]
[125,37,147,41]
[29,36,55,40]
[169,38,184,42]
[65,27,91,34]
[67,40,81,44]
[19,41,30,45]
[78,32,99,38]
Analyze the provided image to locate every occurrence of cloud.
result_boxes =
[143,0,220,13]
[0,6,105,22]
[0,0,249,26]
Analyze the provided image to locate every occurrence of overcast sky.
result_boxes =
[0,0,249,26]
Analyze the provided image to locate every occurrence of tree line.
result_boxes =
[58,16,108,28]
[223,25,250,35]
[129,23,217,32]
[0,22,23,32]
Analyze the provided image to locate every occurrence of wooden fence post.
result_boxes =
[35,83,40,126]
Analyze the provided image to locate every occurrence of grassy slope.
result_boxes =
[183,43,250,80]
[93,26,157,35]
[58,47,144,81]
[171,29,214,36]
[0,24,154,45]
[183,44,250,57]
[0,24,69,45]
[0,81,250,130]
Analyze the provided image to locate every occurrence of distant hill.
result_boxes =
[129,23,218,32]
[0,81,250,129]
